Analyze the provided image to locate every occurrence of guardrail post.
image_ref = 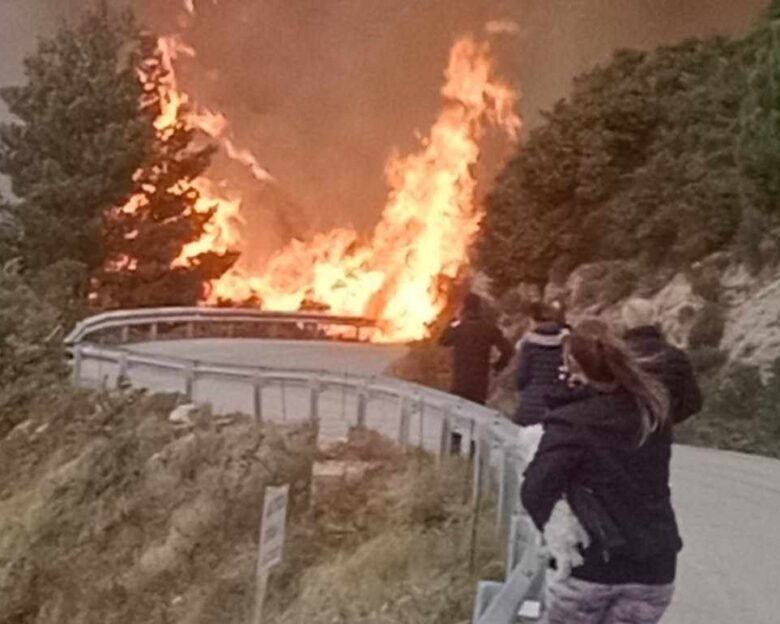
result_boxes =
[120,325,129,344]
[117,352,129,388]
[496,446,521,536]
[398,398,411,447]
[149,322,158,341]
[505,513,522,577]
[184,362,196,400]
[438,415,452,461]
[356,387,367,428]
[186,320,195,339]
[72,344,83,384]
[473,430,491,504]
[253,377,265,424]
[308,378,320,425]
[478,537,544,624]
[495,446,508,534]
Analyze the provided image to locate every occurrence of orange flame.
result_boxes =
[126,34,520,343]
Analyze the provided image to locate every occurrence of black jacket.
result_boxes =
[514,323,568,426]
[439,313,513,404]
[520,388,682,585]
[625,325,702,425]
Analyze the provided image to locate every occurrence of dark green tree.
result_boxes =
[1,3,238,310]
[478,29,760,293]
[0,4,149,275]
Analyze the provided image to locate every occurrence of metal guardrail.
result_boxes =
[64,306,377,345]
[67,310,543,624]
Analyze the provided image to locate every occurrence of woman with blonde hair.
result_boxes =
[521,319,681,624]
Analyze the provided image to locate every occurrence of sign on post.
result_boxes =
[252,484,289,624]
[259,484,289,570]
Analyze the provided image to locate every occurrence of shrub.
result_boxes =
[689,347,728,375]
[688,269,722,303]
[688,302,726,349]
[706,363,763,421]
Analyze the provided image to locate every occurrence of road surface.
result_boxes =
[127,338,780,624]
[128,338,407,376]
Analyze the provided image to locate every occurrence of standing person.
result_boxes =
[514,301,569,426]
[622,298,702,424]
[438,293,513,405]
[521,320,680,624]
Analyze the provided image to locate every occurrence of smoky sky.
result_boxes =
[0,0,767,241]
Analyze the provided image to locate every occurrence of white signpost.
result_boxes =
[252,484,289,624]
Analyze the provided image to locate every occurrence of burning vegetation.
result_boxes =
[116,17,520,342]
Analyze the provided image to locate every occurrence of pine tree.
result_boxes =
[1,3,238,309]
[92,38,238,308]
[0,4,149,274]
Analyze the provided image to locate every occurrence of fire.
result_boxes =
[128,30,520,342]
[210,38,520,341]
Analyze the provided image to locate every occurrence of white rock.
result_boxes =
[651,273,705,348]
[168,403,198,426]
[723,275,780,377]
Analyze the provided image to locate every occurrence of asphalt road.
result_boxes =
[128,338,407,376]
[127,338,780,624]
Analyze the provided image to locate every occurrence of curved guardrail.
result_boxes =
[64,307,377,345]
[67,310,542,624]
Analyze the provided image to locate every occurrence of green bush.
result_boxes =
[0,269,68,436]
[688,303,726,349]
[689,347,728,375]
[678,359,780,458]
[688,269,722,303]
[707,363,763,421]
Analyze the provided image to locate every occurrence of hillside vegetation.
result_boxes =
[479,1,780,291]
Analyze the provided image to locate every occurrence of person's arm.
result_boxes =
[672,351,703,424]
[492,325,514,372]
[520,423,584,531]
[516,341,533,390]
[438,320,459,347]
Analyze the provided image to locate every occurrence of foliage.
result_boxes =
[0,268,68,436]
[677,360,780,458]
[688,302,726,349]
[479,5,780,293]
[0,4,149,275]
[270,443,500,624]
[688,347,728,375]
[1,3,237,310]
[91,39,238,308]
[0,201,23,266]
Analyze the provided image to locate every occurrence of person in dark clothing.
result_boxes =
[521,319,679,624]
[514,301,569,426]
[438,293,513,405]
[622,298,702,424]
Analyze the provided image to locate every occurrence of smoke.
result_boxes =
[0,0,768,230]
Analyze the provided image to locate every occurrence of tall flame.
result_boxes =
[128,32,520,343]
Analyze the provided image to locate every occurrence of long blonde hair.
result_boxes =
[568,319,669,444]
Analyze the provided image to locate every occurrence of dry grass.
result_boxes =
[267,431,504,624]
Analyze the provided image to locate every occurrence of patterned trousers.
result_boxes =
[544,577,674,624]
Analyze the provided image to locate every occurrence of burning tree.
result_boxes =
[93,36,238,308]
[0,3,237,309]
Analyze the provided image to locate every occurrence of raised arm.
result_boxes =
[492,325,514,372]
[516,340,533,390]
[670,349,703,424]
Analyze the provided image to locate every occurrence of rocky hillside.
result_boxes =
[0,385,315,624]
